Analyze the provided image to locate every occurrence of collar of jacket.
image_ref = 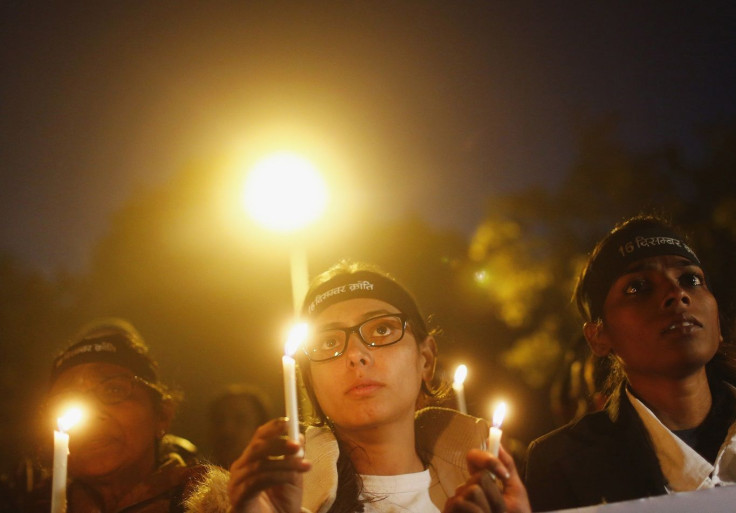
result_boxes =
[302,406,490,513]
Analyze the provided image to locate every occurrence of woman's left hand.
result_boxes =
[443,446,531,513]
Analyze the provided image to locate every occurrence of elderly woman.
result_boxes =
[525,215,736,511]
[38,318,225,513]
[227,261,527,513]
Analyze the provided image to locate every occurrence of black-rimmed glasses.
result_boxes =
[303,313,408,362]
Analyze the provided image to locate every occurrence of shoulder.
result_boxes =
[528,409,615,458]
[415,407,489,459]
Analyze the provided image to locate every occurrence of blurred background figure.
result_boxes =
[207,384,271,469]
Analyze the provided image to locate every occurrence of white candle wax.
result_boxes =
[51,429,69,513]
[488,402,507,458]
[452,382,467,415]
[453,364,468,415]
[488,426,502,457]
[282,353,300,442]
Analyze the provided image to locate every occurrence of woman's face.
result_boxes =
[308,298,435,433]
[590,255,721,382]
[48,362,169,481]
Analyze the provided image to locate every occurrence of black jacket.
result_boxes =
[525,386,668,512]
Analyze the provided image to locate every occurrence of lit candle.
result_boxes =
[51,407,84,513]
[283,323,307,444]
[488,402,506,457]
[452,364,468,415]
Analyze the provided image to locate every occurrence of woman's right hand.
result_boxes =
[228,418,312,513]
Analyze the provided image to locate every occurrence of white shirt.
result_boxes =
[360,469,441,512]
[627,386,736,491]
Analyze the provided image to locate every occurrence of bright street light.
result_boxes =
[243,152,328,232]
[242,151,328,313]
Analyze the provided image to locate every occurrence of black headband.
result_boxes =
[584,224,700,320]
[51,332,158,383]
[302,270,426,332]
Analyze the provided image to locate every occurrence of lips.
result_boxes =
[346,380,384,396]
[661,315,702,334]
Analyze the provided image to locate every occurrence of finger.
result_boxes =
[230,419,297,471]
[229,453,310,491]
[497,446,519,477]
[445,500,484,513]
[444,491,486,513]
[228,466,307,509]
[465,449,510,481]
[479,470,506,512]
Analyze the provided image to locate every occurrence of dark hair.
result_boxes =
[575,215,736,395]
[297,261,446,513]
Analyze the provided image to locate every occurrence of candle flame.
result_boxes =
[285,322,308,356]
[453,364,468,386]
[492,402,507,428]
[57,406,85,432]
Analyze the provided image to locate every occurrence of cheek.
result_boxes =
[118,403,160,449]
[309,365,339,410]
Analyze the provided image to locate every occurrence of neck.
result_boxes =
[334,414,424,476]
[628,368,712,430]
[79,459,157,512]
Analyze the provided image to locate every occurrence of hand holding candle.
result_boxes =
[283,323,307,444]
[52,406,84,513]
[452,364,468,415]
[488,402,506,457]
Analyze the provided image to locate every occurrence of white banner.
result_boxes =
[549,485,736,512]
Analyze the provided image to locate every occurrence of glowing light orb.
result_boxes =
[285,322,309,356]
[454,364,468,386]
[243,152,328,232]
[492,402,507,428]
[57,406,85,432]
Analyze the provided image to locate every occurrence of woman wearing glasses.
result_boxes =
[38,319,218,513]
[228,262,530,513]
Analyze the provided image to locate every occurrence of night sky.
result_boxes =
[2,1,735,273]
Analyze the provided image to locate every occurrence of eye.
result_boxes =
[366,317,402,339]
[315,333,341,351]
[624,278,649,295]
[373,323,392,336]
[99,377,131,402]
[680,272,704,288]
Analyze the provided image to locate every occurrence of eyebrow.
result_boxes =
[317,309,399,330]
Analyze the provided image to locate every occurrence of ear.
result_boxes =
[583,321,611,357]
[418,336,438,384]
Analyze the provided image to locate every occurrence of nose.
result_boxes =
[344,331,372,367]
[663,278,691,309]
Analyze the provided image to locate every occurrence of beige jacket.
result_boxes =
[303,407,491,512]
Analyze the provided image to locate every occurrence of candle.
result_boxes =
[51,407,84,513]
[283,323,307,444]
[488,402,506,457]
[452,364,468,415]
